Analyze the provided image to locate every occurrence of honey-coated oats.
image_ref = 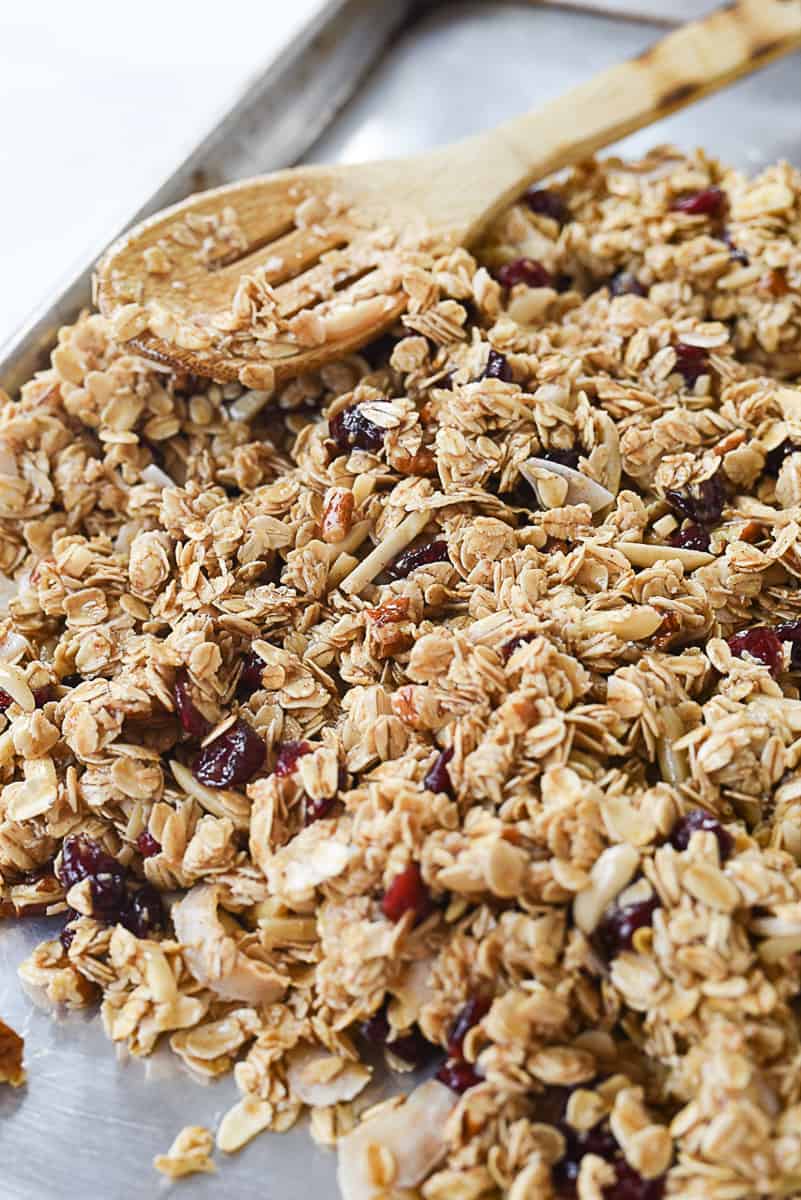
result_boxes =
[3,147,801,1198]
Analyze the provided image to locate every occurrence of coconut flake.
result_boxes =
[520,458,614,513]
[337,1080,456,1200]
[269,828,354,904]
[172,884,288,1005]
[141,463,175,489]
[388,958,435,1026]
[0,629,27,662]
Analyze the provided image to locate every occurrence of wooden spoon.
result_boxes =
[97,0,801,391]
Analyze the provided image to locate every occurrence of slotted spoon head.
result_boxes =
[97,0,801,390]
[95,160,468,389]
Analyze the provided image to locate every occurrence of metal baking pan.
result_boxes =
[1,3,799,1197]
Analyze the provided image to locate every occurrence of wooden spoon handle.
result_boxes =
[432,0,801,238]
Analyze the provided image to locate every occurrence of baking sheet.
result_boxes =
[1,3,799,1197]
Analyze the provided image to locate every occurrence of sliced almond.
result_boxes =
[286,1045,371,1107]
[520,458,614,513]
[574,844,640,935]
[596,411,622,495]
[339,509,433,596]
[677,327,728,349]
[0,663,35,712]
[581,606,662,640]
[170,760,251,831]
[5,756,58,821]
[618,542,715,570]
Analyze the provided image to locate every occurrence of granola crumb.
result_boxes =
[0,1019,25,1087]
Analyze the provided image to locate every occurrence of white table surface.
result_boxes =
[0,0,327,342]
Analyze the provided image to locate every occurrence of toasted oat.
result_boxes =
[5,147,801,1200]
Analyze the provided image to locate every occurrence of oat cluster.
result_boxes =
[3,147,801,1199]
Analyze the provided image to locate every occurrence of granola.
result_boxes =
[3,147,801,1199]
[0,1017,25,1086]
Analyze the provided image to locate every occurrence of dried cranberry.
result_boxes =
[764,439,800,478]
[237,650,265,698]
[671,187,726,218]
[359,1007,434,1065]
[727,627,783,677]
[385,539,449,581]
[525,187,568,225]
[362,331,397,368]
[381,862,433,924]
[423,746,454,797]
[135,831,161,858]
[59,837,127,923]
[540,448,581,470]
[360,1008,391,1047]
[609,271,646,297]
[387,1025,435,1067]
[501,634,534,661]
[437,1058,482,1093]
[329,405,385,454]
[670,809,734,860]
[274,739,312,778]
[495,258,553,290]
[0,684,51,711]
[605,1161,665,1200]
[552,1123,618,1196]
[720,229,748,265]
[120,883,165,938]
[58,835,125,895]
[665,470,724,527]
[595,895,660,959]
[447,994,491,1058]
[305,794,336,824]
[672,342,710,385]
[193,719,265,788]
[775,621,801,669]
[481,348,513,382]
[668,523,710,552]
[174,670,211,738]
[60,921,77,953]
